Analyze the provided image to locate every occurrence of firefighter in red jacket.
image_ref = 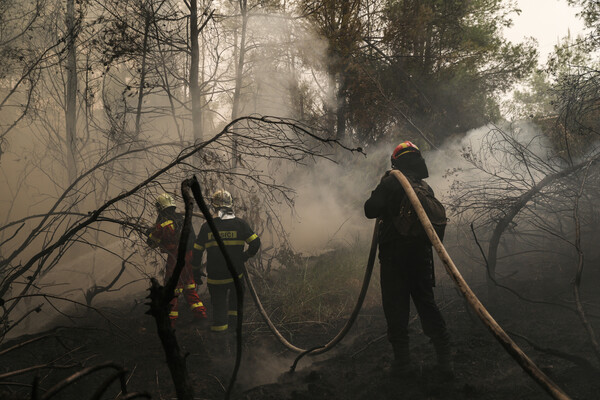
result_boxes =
[191,190,260,333]
[147,193,207,328]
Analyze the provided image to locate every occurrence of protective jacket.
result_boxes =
[148,210,196,270]
[192,216,260,283]
[364,171,433,256]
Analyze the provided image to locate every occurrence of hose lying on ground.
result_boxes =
[195,167,571,399]
[243,218,379,371]
[389,169,571,400]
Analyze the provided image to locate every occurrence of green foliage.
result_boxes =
[547,33,593,78]
[510,70,555,120]
[249,241,379,324]
[545,7,600,152]
[364,0,538,143]
[568,0,600,34]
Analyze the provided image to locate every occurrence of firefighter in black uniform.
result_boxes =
[191,189,260,333]
[364,141,452,377]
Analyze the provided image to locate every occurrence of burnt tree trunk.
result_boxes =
[146,181,197,400]
[65,0,78,184]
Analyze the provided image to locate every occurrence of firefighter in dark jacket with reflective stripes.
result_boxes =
[191,189,260,332]
[147,193,207,328]
[364,141,452,378]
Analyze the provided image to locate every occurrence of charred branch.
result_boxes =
[145,180,196,400]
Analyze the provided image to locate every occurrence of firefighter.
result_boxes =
[364,141,452,378]
[147,193,207,328]
[191,189,260,333]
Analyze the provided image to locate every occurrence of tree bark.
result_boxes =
[231,0,248,168]
[135,11,151,138]
[65,0,78,184]
[146,181,197,400]
[189,0,203,142]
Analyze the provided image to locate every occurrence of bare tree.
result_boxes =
[0,113,359,337]
[450,123,600,370]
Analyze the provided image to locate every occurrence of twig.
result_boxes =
[209,374,226,393]
[39,362,127,400]
[0,332,55,356]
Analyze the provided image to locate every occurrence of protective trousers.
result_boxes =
[207,278,244,332]
[169,285,205,321]
[379,245,450,360]
[165,251,206,325]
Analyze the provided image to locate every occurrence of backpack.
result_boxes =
[392,178,447,241]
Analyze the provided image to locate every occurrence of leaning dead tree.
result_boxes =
[0,115,360,398]
[450,123,600,373]
[450,125,600,288]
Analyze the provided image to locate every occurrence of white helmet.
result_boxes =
[211,189,233,209]
[155,193,176,211]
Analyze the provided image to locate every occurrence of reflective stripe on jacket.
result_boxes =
[192,216,260,281]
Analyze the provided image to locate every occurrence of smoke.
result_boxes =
[5,0,594,348]
[425,121,557,202]
[235,345,306,389]
[278,119,592,279]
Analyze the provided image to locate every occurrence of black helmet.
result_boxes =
[390,141,429,179]
[391,141,420,163]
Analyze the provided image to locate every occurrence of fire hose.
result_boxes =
[244,215,379,372]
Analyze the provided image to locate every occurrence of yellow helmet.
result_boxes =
[211,189,233,209]
[155,193,176,211]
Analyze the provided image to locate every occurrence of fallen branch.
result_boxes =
[38,362,129,400]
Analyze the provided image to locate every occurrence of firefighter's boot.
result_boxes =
[226,331,237,357]
[389,342,414,377]
[210,333,228,357]
[433,341,454,380]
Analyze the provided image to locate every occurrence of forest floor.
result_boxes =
[2,275,600,400]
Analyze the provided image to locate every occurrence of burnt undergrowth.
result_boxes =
[1,252,600,399]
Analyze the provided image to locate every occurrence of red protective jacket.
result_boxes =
[147,210,196,286]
